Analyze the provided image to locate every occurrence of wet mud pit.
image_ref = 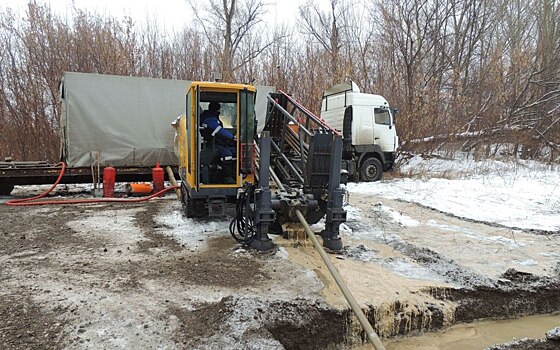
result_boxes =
[0,192,559,349]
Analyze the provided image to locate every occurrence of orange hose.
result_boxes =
[5,162,179,207]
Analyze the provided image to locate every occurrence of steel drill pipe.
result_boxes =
[295,209,386,350]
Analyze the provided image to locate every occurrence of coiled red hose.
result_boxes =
[5,162,179,206]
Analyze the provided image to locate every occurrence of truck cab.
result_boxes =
[321,81,398,181]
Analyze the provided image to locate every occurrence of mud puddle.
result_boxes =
[382,313,559,350]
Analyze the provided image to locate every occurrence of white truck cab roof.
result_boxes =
[321,81,389,112]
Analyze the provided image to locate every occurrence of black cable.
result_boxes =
[229,184,255,245]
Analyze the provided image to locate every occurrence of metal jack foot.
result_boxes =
[321,233,342,251]
[250,237,275,251]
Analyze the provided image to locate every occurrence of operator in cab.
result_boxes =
[200,101,237,182]
[200,101,236,158]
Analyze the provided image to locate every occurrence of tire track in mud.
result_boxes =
[132,201,270,288]
[134,201,183,253]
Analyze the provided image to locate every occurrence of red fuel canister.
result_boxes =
[152,162,164,196]
[103,166,116,198]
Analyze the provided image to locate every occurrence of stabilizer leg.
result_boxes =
[250,132,275,251]
[321,135,346,251]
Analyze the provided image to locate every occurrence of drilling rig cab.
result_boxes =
[175,81,257,218]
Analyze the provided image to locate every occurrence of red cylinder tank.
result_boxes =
[103,166,116,198]
[152,162,164,196]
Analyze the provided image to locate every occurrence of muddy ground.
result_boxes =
[0,189,559,349]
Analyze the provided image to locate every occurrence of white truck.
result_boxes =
[320,81,398,181]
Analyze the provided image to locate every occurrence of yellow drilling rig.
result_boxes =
[173,81,347,251]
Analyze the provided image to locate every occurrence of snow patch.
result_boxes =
[426,220,526,248]
[154,205,229,251]
[347,157,560,232]
[514,259,538,267]
[344,205,362,220]
[66,207,144,245]
[383,257,447,282]
[378,204,420,227]
[546,327,560,341]
[275,247,289,259]
[345,245,447,282]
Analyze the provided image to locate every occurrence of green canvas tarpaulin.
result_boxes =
[60,72,274,167]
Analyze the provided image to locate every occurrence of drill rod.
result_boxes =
[295,209,386,350]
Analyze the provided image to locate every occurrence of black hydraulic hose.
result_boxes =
[229,184,255,245]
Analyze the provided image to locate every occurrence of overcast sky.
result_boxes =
[0,0,313,32]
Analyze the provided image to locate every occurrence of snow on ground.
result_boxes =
[5,181,172,200]
[347,155,560,232]
[154,203,230,251]
[425,220,525,247]
[377,204,420,227]
[547,327,560,340]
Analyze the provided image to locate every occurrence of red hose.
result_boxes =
[5,162,179,207]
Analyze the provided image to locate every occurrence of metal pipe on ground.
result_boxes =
[165,166,181,200]
[295,209,386,350]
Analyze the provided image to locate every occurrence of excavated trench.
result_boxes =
[247,202,560,348]
[169,296,354,349]
[164,275,560,349]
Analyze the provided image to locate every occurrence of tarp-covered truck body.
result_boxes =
[0,72,273,194]
[60,72,274,168]
[60,72,186,167]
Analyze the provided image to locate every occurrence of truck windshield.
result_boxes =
[374,108,391,125]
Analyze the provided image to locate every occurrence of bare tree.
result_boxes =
[188,0,269,81]
[298,0,348,82]
[0,0,558,163]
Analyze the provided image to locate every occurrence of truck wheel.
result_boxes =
[360,158,383,182]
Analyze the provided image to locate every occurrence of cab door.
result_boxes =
[353,106,374,145]
[185,85,200,190]
[373,107,396,152]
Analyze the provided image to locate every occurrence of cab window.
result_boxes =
[374,107,391,125]
[199,91,238,129]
